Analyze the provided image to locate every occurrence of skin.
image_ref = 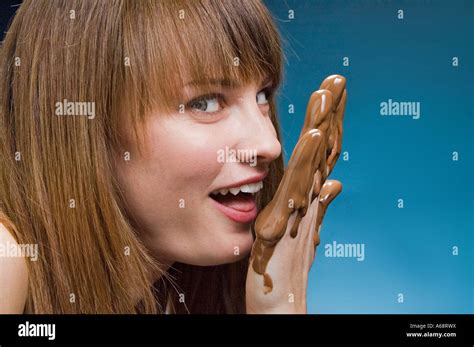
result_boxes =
[116,78,281,269]
[0,223,29,313]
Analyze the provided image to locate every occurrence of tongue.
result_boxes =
[212,192,255,212]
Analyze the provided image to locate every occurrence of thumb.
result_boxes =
[313,179,342,247]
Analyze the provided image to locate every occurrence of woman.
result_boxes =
[0,0,346,313]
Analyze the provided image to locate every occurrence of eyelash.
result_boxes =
[185,86,276,114]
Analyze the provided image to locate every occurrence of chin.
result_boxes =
[188,226,254,266]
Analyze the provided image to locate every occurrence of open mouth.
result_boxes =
[209,181,263,223]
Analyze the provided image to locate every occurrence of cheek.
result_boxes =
[144,120,227,196]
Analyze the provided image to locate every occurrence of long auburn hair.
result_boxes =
[0,0,284,313]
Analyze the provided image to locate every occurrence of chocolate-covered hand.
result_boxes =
[246,75,347,313]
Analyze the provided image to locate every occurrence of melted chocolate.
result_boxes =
[250,75,347,291]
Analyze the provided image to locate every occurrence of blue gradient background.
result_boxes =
[264,0,473,313]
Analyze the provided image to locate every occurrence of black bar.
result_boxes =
[0,314,472,345]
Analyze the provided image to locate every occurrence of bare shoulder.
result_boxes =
[0,222,29,313]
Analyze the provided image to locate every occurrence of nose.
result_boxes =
[234,100,282,167]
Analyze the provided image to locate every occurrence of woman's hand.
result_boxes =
[246,75,347,314]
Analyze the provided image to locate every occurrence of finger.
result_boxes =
[311,170,322,201]
[319,76,347,176]
[301,75,345,137]
[289,153,328,238]
[327,89,347,176]
[319,75,346,108]
[313,180,342,247]
[300,89,333,137]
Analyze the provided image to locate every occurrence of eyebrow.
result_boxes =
[184,78,237,88]
[184,75,273,89]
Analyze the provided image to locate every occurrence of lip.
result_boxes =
[208,171,267,224]
[210,197,258,224]
[211,171,268,192]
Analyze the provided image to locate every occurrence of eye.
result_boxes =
[186,94,223,113]
[256,87,274,105]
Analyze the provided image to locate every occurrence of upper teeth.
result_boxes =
[212,181,264,196]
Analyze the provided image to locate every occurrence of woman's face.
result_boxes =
[117,78,281,267]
